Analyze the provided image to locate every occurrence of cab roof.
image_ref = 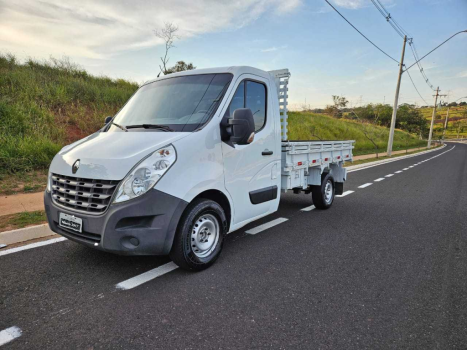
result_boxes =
[144,66,271,85]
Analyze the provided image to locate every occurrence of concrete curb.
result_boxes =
[0,224,54,245]
[346,144,446,173]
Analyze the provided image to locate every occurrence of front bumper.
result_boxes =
[44,189,188,255]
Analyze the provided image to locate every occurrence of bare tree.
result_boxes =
[350,108,382,158]
[154,22,179,75]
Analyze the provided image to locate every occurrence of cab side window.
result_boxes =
[225,82,244,118]
[246,81,266,131]
[224,80,267,132]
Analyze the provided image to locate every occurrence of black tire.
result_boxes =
[169,198,227,271]
[311,173,335,210]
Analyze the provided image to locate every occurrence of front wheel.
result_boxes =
[311,173,335,210]
[170,199,227,271]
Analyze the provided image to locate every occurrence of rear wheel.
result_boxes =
[170,199,226,271]
[311,173,335,210]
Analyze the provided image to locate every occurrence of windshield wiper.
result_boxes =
[125,124,174,132]
[112,122,127,132]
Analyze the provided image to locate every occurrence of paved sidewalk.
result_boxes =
[354,147,426,160]
[0,191,44,216]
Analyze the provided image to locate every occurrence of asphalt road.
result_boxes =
[1,143,466,349]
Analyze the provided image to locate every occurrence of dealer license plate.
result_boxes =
[59,213,82,233]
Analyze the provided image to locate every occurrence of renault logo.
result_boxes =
[72,159,80,174]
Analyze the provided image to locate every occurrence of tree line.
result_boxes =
[319,95,428,138]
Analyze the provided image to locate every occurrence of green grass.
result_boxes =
[0,54,138,174]
[0,169,48,195]
[0,210,47,232]
[288,112,426,154]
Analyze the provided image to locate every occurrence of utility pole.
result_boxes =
[428,87,447,148]
[387,35,407,157]
[442,106,449,141]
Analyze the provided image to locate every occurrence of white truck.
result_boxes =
[44,67,354,270]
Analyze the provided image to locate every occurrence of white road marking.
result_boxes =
[374,178,385,182]
[301,205,315,212]
[395,170,403,173]
[403,168,409,170]
[409,166,414,168]
[0,237,67,257]
[347,144,456,174]
[116,262,179,290]
[246,217,289,235]
[385,174,394,177]
[0,326,22,346]
[358,183,373,188]
[336,190,354,197]
[346,144,448,173]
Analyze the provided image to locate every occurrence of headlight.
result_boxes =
[46,172,52,192]
[113,145,177,203]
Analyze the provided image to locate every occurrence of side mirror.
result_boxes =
[229,108,255,145]
[104,116,113,125]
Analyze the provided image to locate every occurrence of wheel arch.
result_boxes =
[191,190,232,232]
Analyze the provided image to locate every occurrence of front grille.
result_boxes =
[51,173,120,214]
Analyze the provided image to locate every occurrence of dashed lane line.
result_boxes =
[374,178,385,182]
[395,170,402,173]
[385,174,394,177]
[116,262,179,290]
[301,205,315,212]
[336,190,354,197]
[403,168,409,170]
[246,218,289,235]
[0,326,22,346]
[358,183,373,188]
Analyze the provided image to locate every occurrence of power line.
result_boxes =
[405,30,467,71]
[374,0,412,37]
[370,0,409,39]
[408,40,436,91]
[324,0,400,64]
[368,0,438,93]
[405,69,430,105]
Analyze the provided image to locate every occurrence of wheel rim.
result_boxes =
[324,180,333,204]
[191,213,220,258]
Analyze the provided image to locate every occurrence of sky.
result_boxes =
[1,0,466,109]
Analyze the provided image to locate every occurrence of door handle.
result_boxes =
[262,150,273,156]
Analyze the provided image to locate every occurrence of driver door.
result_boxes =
[221,75,280,227]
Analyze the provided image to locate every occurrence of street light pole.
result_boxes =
[387,35,407,157]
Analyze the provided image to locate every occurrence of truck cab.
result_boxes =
[44,66,353,271]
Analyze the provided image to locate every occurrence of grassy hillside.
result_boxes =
[420,105,467,139]
[0,54,138,173]
[288,112,426,155]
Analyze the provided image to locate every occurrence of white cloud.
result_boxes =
[333,0,367,9]
[332,0,395,10]
[0,0,302,60]
[457,71,467,78]
[261,45,288,52]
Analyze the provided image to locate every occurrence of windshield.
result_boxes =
[109,73,233,132]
